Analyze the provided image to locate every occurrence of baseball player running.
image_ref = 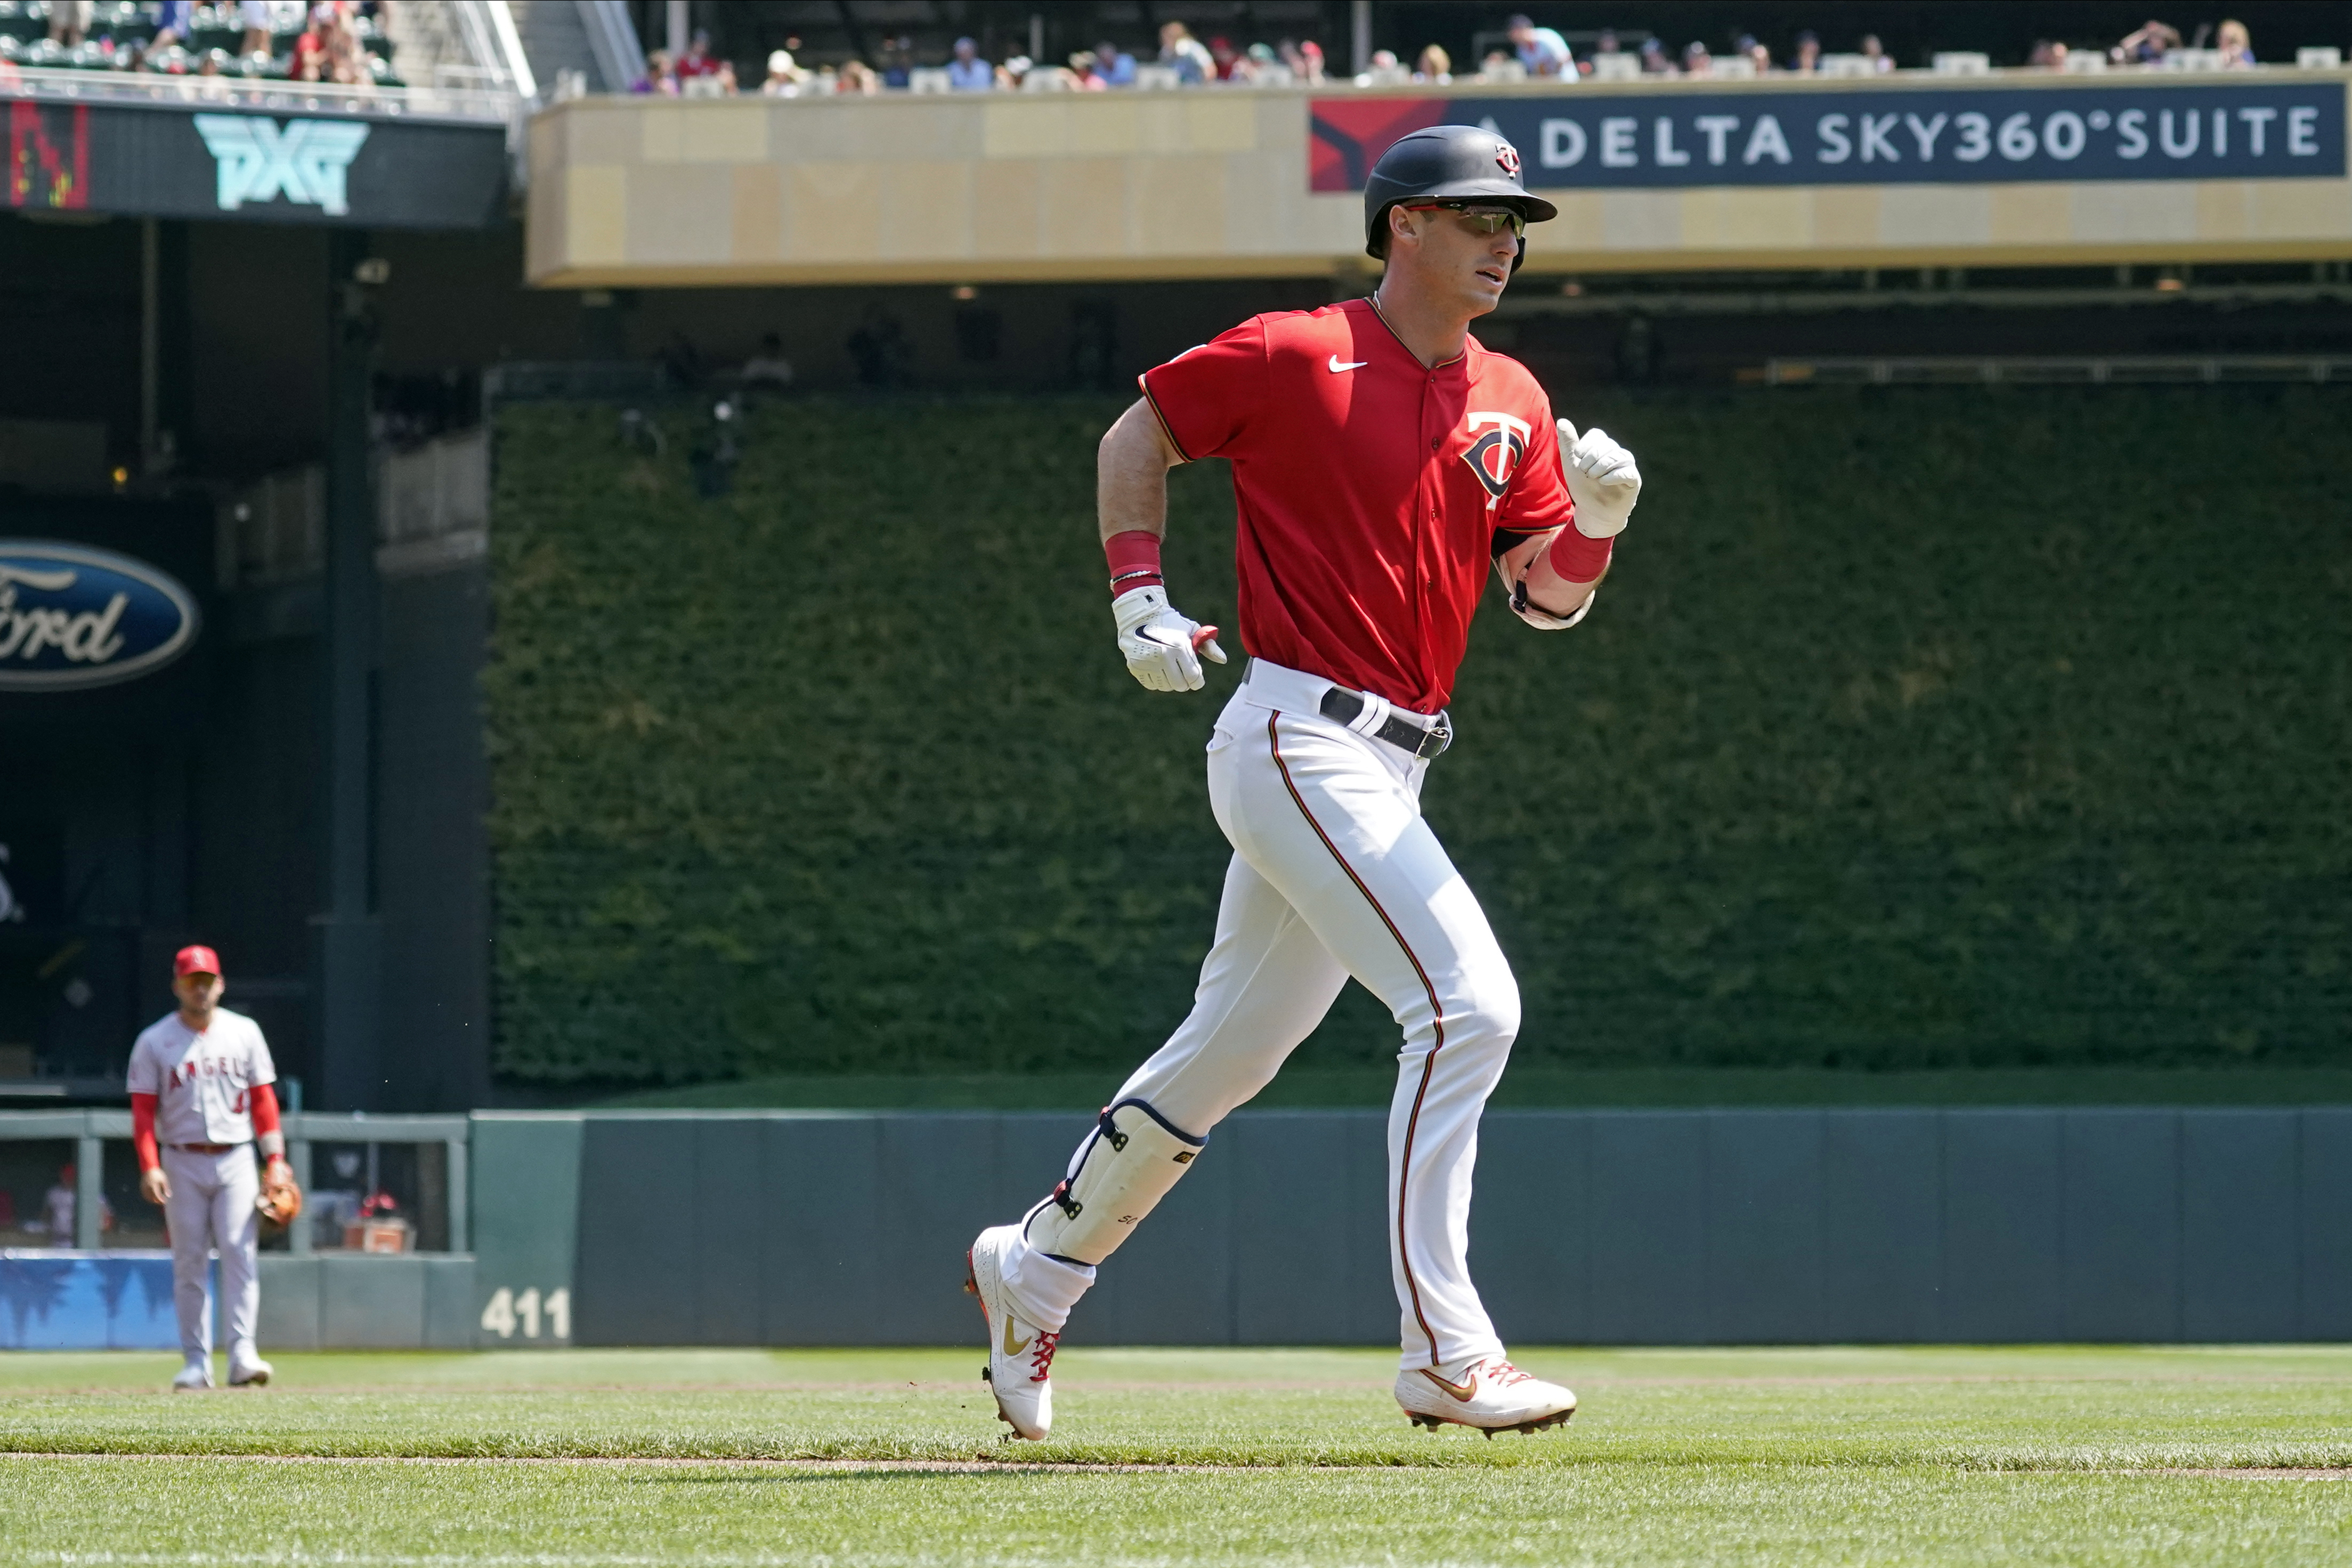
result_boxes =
[128,945,301,1391]
[967,126,1642,1439]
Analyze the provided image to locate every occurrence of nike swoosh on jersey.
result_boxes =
[1328,355,1370,373]
[1003,1318,1032,1357]
[1420,1367,1481,1402]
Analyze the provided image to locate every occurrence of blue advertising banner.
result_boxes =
[1310,82,2347,191]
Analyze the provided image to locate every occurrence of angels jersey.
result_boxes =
[1140,296,1573,714]
[126,1008,277,1145]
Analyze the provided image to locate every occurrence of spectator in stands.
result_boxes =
[761,49,805,95]
[1159,21,1214,84]
[1681,40,1713,76]
[2113,20,2180,64]
[1357,47,1409,85]
[946,36,992,90]
[1587,28,1621,71]
[1414,43,1451,83]
[238,0,272,59]
[674,29,723,87]
[1507,13,1572,77]
[2027,39,2069,69]
[1791,29,1821,72]
[47,0,91,46]
[329,17,372,84]
[1206,35,1241,80]
[150,0,195,52]
[632,48,676,94]
[1859,33,1893,72]
[1091,38,1136,85]
[288,11,331,81]
[880,36,913,90]
[1279,37,1325,83]
[2217,19,2254,66]
[1067,50,1108,88]
[839,59,879,94]
[1639,36,1674,74]
[1741,35,1772,73]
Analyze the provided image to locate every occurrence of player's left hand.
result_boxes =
[140,1166,170,1206]
[1113,586,1228,693]
[1559,420,1641,539]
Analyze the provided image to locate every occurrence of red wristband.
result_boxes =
[1548,529,1613,584]
[1104,530,1164,596]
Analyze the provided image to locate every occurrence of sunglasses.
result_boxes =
[1400,201,1528,238]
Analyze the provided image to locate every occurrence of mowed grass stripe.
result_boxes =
[6,1451,2352,1567]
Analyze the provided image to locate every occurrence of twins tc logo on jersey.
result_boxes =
[1461,412,1532,509]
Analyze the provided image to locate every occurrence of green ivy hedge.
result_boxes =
[485,386,2350,1084]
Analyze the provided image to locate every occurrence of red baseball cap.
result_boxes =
[173,945,222,978]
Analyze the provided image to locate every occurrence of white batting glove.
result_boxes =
[1113,586,1227,693]
[1559,420,1642,539]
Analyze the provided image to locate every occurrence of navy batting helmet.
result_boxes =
[1363,124,1558,263]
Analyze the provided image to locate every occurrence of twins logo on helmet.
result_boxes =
[1495,143,1521,177]
[1462,411,1531,508]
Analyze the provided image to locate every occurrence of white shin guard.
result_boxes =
[1021,1099,1206,1266]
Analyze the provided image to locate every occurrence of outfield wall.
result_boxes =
[18,1108,2335,1351]
[523,1108,2352,1348]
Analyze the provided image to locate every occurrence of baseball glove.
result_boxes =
[256,1162,304,1227]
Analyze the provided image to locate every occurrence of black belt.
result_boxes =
[1319,687,1451,759]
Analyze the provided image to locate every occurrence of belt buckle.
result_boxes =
[1421,713,1451,759]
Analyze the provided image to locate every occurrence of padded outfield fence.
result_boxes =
[6,1107,2345,1348]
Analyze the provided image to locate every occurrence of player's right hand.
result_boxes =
[1113,586,1227,693]
[140,1166,169,1206]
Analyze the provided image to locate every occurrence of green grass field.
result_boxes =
[3,1346,2347,1564]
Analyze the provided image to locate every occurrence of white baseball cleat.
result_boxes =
[171,1358,214,1392]
[964,1224,1057,1441]
[1394,1356,1576,1436]
[228,1352,273,1387]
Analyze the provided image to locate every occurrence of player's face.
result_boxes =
[174,971,222,1015]
[1393,204,1522,315]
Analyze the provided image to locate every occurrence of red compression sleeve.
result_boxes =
[1104,530,1164,596]
[131,1094,159,1172]
[249,1083,281,1139]
[1547,529,1613,584]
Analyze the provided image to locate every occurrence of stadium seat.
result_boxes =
[1588,53,1641,82]
[1817,53,1875,77]
[2300,46,2345,68]
[1931,52,1991,75]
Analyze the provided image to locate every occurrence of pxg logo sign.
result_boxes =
[0,542,200,692]
[193,115,371,217]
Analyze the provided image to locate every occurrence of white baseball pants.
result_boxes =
[160,1143,260,1361]
[1005,658,1518,1370]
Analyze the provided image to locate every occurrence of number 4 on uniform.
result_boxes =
[480,1286,571,1340]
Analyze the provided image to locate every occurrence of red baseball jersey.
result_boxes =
[1140,297,1572,714]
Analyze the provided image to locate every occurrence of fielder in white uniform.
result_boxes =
[128,944,286,1391]
[965,126,1644,1439]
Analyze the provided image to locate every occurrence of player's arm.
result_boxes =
[131,1092,168,1205]
[1501,419,1642,629]
[250,1081,286,1164]
[1099,397,1227,693]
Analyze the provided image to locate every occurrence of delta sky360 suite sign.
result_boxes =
[1311,82,2347,191]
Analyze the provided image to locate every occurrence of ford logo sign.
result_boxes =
[0,541,200,692]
